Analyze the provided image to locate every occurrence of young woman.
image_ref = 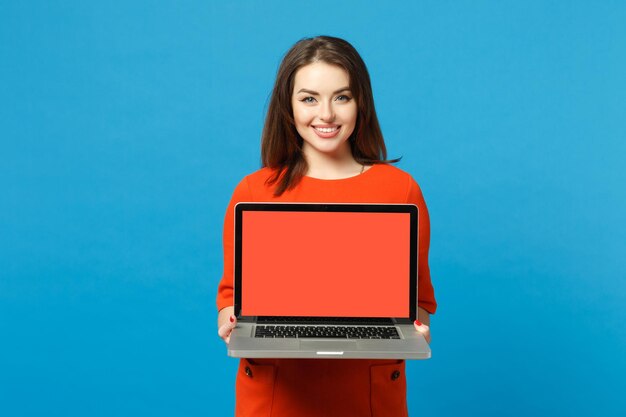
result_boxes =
[217,36,437,417]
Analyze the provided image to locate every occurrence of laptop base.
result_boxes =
[227,323,431,360]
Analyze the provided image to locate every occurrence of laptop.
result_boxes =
[227,202,431,360]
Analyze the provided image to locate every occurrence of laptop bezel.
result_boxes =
[233,202,418,325]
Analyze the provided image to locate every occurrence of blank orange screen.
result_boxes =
[241,211,411,317]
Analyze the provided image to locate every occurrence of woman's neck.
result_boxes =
[303,146,364,180]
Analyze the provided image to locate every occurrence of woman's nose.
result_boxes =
[319,101,335,122]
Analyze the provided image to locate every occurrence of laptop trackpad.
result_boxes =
[299,340,357,352]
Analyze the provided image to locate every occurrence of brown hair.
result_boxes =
[261,35,398,196]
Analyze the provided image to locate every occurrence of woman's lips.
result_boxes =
[312,125,341,138]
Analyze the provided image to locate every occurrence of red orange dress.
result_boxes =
[217,164,437,417]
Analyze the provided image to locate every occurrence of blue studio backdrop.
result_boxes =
[1,1,625,416]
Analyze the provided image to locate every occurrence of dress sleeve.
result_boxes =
[406,176,438,314]
[216,176,253,311]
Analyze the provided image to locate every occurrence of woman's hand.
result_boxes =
[217,306,237,344]
[414,307,431,344]
[414,320,431,344]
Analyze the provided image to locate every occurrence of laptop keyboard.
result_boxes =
[254,325,400,339]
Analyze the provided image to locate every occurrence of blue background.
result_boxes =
[1,1,625,416]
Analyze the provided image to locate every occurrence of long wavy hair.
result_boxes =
[261,36,398,196]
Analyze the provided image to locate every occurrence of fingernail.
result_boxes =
[414,320,422,326]
[230,316,235,323]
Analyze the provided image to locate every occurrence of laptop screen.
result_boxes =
[235,204,416,319]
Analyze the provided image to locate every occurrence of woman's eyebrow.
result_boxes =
[296,87,351,95]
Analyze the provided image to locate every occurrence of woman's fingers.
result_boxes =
[414,319,431,344]
[218,315,237,344]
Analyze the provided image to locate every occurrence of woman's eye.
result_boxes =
[301,97,316,103]
[336,95,352,102]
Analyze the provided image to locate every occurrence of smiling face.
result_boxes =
[291,62,358,162]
